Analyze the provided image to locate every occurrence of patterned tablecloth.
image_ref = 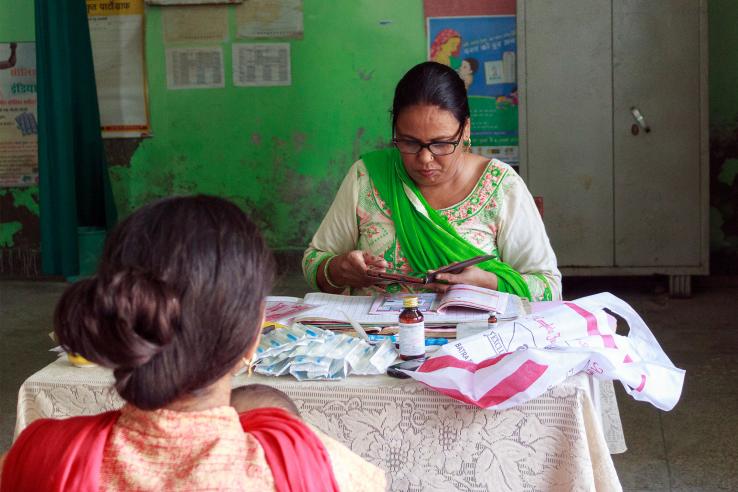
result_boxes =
[16,358,625,491]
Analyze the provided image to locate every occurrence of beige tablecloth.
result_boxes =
[16,358,625,491]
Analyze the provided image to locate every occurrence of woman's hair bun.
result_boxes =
[55,269,180,371]
[53,195,274,410]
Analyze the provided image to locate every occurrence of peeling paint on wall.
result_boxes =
[0,0,42,276]
[113,0,425,253]
[6,188,40,215]
[0,221,22,247]
[0,186,40,250]
[4,0,734,278]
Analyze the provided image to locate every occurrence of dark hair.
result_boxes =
[391,61,470,131]
[54,195,275,410]
[463,58,479,73]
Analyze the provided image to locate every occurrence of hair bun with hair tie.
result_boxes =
[55,269,182,375]
[97,269,181,369]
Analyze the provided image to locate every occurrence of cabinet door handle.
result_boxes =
[630,107,651,133]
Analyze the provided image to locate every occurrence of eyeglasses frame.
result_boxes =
[392,123,466,156]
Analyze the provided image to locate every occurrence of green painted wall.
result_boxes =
[708,0,738,271]
[0,0,40,275]
[2,1,737,275]
[0,1,34,41]
[114,1,426,250]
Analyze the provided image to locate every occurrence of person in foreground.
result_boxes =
[0,195,385,491]
[303,61,561,301]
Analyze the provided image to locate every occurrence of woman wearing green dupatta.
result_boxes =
[302,62,561,301]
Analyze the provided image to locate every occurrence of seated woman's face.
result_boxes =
[394,104,467,188]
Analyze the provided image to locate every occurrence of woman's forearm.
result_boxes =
[316,255,347,294]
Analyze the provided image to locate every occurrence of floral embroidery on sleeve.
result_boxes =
[523,273,554,301]
[302,249,334,290]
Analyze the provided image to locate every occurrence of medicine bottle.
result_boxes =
[488,313,498,330]
[399,296,425,360]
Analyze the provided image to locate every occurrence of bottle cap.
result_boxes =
[403,296,419,308]
[488,313,498,323]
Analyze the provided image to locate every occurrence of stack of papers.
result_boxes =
[265,286,525,333]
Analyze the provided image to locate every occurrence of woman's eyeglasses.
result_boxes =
[392,123,465,156]
[392,138,461,156]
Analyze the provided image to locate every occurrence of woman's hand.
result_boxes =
[431,266,498,293]
[322,251,388,291]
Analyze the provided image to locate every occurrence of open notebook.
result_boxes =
[266,286,524,329]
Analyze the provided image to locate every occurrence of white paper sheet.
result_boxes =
[166,47,224,89]
[232,43,290,87]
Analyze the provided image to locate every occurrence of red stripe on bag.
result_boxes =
[418,359,549,408]
[635,374,647,392]
[565,302,617,348]
[602,334,617,348]
[477,360,548,407]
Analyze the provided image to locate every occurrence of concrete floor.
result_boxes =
[1,274,737,491]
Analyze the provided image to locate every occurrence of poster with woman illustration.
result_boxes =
[427,16,518,164]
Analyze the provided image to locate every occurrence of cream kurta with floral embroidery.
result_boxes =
[303,159,562,301]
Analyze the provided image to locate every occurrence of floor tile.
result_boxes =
[612,386,670,490]
[662,395,738,491]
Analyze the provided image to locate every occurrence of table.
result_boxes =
[16,358,625,491]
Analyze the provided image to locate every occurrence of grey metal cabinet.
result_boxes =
[517,0,709,296]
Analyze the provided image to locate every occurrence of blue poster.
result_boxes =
[428,16,518,163]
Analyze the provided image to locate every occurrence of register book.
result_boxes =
[265,285,523,329]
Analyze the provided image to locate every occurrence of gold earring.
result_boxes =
[234,357,253,377]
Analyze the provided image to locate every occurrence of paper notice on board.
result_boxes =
[236,0,303,39]
[87,0,150,138]
[166,47,225,89]
[0,42,38,187]
[232,43,290,87]
[163,5,229,43]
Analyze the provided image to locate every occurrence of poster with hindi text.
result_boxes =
[235,0,303,39]
[163,4,229,43]
[87,0,150,138]
[0,42,38,188]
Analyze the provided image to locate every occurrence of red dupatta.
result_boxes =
[1,408,339,492]
[1,411,120,492]
[241,408,340,492]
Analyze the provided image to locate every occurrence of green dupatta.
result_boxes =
[362,148,532,300]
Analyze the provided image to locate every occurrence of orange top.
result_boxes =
[99,405,386,491]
